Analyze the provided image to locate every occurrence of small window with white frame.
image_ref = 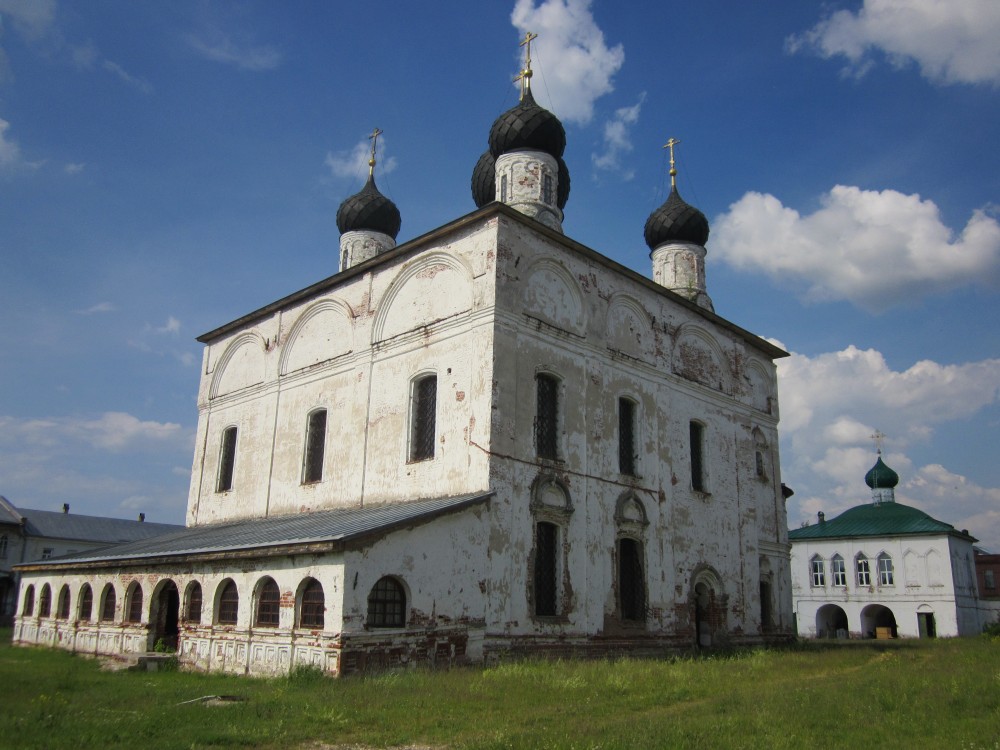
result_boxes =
[810,555,825,587]
[877,553,894,586]
[831,554,847,587]
[856,554,871,586]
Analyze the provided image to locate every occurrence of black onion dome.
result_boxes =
[488,88,566,159]
[336,175,401,239]
[556,156,570,209]
[471,151,496,208]
[644,187,709,251]
[865,456,900,490]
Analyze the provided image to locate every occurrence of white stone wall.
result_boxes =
[790,532,981,637]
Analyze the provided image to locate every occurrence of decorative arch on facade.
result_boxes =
[372,252,474,344]
[605,293,652,361]
[615,492,649,536]
[815,603,849,638]
[99,583,117,622]
[125,581,143,623]
[21,584,35,616]
[38,583,51,618]
[297,577,325,630]
[745,359,774,414]
[751,427,769,480]
[183,580,203,624]
[56,584,71,619]
[366,575,407,628]
[689,564,726,648]
[215,578,239,625]
[149,579,180,647]
[210,332,267,399]
[254,576,280,628]
[672,323,732,392]
[279,298,356,375]
[860,603,897,638]
[530,473,574,519]
[521,257,586,336]
[78,583,93,621]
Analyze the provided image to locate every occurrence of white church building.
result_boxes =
[13,39,793,676]
[789,452,981,639]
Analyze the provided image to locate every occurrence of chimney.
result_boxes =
[818,511,826,524]
[62,503,70,514]
[138,513,145,523]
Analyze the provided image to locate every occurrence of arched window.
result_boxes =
[810,555,826,587]
[302,409,328,484]
[255,577,280,627]
[22,584,35,616]
[56,585,71,619]
[100,584,117,622]
[618,397,638,476]
[877,553,895,586]
[367,577,405,628]
[185,582,203,624]
[217,426,238,493]
[298,578,325,629]
[409,374,437,462]
[831,554,847,587]
[618,537,646,621]
[78,584,93,621]
[39,584,52,618]
[217,580,238,625]
[856,554,871,587]
[536,373,560,460]
[689,421,707,492]
[126,582,143,623]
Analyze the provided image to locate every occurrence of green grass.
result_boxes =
[2,629,999,749]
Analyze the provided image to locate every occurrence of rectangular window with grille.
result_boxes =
[303,409,327,483]
[534,521,559,616]
[618,397,637,475]
[409,375,437,461]
[878,555,894,586]
[536,373,559,459]
[217,426,237,493]
[543,174,553,204]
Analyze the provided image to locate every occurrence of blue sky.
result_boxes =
[1,1,998,547]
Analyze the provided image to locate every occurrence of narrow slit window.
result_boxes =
[39,585,51,618]
[409,375,437,462]
[690,421,706,492]
[534,521,559,616]
[543,174,553,204]
[618,538,645,621]
[618,397,637,475]
[302,409,327,484]
[186,582,203,624]
[217,426,238,493]
[536,373,560,460]
[100,585,116,622]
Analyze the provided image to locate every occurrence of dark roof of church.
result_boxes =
[789,501,975,542]
[488,88,566,159]
[17,493,491,569]
[0,496,181,544]
[644,186,710,250]
[336,175,401,239]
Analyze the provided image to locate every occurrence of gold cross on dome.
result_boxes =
[367,127,383,176]
[515,31,538,99]
[871,429,886,455]
[663,137,681,187]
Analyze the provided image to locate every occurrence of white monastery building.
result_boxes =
[13,38,793,675]
[789,452,981,639]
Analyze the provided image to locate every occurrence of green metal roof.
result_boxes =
[789,501,975,542]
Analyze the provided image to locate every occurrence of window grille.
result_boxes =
[41,548,53,560]
[811,556,826,587]
[878,554,894,586]
[78,584,93,620]
[256,578,280,627]
[21,585,34,616]
[500,174,508,202]
[217,426,238,492]
[100,585,116,622]
[690,421,706,491]
[618,538,645,621]
[536,374,559,459]
[217,580,239,625]
[39,585,51,618]
[298,578,325,629]
[186,583,203,623]
[856,556,871,586]
[410,375,437,461]
[57,585,70,619]
[0,534,7,559]
[832,555,847,586]
[534,522,559,616]
[303,409,327,483]
[986,569,996,590]
[127,584,143,623]
[367,577,405,628]
[618,398,637,476]
[755,450,765,478]
[543,174,553,204]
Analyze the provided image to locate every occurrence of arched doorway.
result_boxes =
[694,582,712,648]
[860,604,897,639]
[151,581,180,651]
[815,604,849,638]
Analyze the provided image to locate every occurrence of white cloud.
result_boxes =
[186,32,281,71]
[0,116,22,167]
[777,344,1000,548]
[325,137,397,180]
[0,0,57,41]
[153,316,181,335]
[511,0,624,125]
[788,0,1000,86]
[592,92,645,179]
[64,162,85,174]
[712,186,1000,311]
[0,412,187,453]
[76,301,114,315]
[102,59,152,93]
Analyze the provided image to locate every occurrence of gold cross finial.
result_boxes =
[514,31,538,100]
[663,138,681,188]
[367,127,383,177]
[871,429,886,455]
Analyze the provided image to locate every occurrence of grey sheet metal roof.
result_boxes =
[18,508,182,544]
[19,492,492,569]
